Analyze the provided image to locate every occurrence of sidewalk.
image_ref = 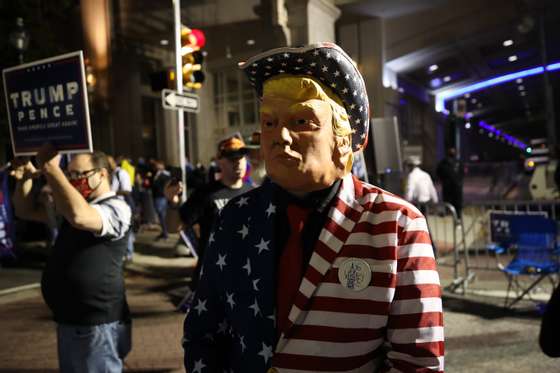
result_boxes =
[438,253,555,303]
[0,241,47,298]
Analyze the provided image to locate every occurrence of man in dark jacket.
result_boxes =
[437,147,464,216]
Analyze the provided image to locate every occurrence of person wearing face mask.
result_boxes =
[11,144,132,373]
[182,43,444,373]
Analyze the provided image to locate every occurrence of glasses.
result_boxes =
[65,168,99,180]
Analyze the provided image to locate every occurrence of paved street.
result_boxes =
[0,231,559,372]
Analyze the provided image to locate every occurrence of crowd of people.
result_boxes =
[5,133,463,271]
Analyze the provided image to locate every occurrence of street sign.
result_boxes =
[2,51,92,156]
[161,89,199,113]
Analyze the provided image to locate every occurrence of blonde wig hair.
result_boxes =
[262,75,354,172]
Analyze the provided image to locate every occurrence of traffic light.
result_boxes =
[149,26,206,92]
[149,69,175,92]
[181,26,206,90]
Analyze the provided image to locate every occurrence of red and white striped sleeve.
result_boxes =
[384,210,445,372]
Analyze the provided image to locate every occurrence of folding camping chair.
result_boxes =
[488,211,548,271]
[501,215,559,309]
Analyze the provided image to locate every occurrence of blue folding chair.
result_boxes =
[502,215,559,309]
[488,211,546,271]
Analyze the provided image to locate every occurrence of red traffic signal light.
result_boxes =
[181,26,206,55]
[181,26,206,90]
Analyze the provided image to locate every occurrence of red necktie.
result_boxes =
[277,204,312,336]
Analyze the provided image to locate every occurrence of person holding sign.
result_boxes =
[182,43,444,372]
[11,144,131,373]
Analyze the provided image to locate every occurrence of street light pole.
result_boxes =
[9,17,30,65]
[539,15,557,157]
[173,0,187,200]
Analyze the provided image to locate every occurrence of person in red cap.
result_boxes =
[182,43,444,373]
[165,134,253,290]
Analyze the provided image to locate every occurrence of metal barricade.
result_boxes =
[426,200,559,297]
[461,200,559,272]
[424,203,473,294]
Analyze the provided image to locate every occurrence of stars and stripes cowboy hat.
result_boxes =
[239,42,370,152]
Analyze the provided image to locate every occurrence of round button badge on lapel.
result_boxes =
[338,258,372,291]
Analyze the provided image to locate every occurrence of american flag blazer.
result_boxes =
[183,173,444,373]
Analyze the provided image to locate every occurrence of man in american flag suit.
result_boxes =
[183,43,444,373]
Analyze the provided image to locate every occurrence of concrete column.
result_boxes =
[110,52,142,158]
[191,74,216,165]
[360,19,386,118]
[80,0,111,97]
[339,18,396,119]
[160,109,180,166]
[338,18,400,190]
[307,0,340,43]
[81,0,113,152]
[286,0,340,45]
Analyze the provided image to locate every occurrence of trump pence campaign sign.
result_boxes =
[2,51,92,156]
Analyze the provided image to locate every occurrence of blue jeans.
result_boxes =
[126,231,135,259]
[57,321,131,373]
[154,197,168,238]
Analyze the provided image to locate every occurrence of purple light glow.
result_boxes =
[430,78,442,88]
[476,120,527,150]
